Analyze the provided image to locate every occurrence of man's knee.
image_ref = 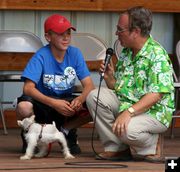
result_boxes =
[86,89,97,107]
[121,126,141,144]
[86,88,110,106]
[16,101,33,120]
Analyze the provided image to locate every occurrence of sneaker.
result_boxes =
[64,129,81,155]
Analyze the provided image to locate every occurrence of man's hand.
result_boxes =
[112,111,131,137]
[99,60,114,80]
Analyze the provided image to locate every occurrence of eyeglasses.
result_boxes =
[116,26,129,33]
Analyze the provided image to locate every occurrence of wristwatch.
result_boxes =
[127,107,135,117]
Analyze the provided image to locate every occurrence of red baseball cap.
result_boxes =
[44,14,76,34]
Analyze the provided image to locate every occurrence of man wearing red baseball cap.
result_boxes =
[16,14,94,155]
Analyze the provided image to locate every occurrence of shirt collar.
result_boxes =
[120,35,153,63]
[135,35,153,59]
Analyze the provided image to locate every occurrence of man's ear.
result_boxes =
[44,32,51,42]
[132,27,141,39]
[17,120,22,127]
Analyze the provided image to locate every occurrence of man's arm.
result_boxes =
[112,92,163,136]
[79,76,95,103]
[69,76,94,111]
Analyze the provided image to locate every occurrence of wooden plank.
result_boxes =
[0,110,19,128]
[0,52,33,71]
[0,0,180,13]
[103,0,180,13]
[0,52,102,71]
[86,60,101,71]
[0,0,101,11]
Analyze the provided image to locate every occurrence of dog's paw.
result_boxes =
[64,154,75,159]
[20,155,31,160]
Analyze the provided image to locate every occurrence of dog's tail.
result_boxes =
[52,121,56,127]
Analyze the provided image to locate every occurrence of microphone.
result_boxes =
[101,48,114,77]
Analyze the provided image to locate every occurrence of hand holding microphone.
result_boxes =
[101,48,114,77]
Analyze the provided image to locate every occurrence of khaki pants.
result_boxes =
[86,87,167,155]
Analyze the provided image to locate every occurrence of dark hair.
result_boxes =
[124,6,152,37]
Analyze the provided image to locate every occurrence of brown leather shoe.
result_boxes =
[95,148,132,161]
[144,134,164,163]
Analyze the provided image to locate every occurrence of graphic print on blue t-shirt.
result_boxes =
[43,67,76,91]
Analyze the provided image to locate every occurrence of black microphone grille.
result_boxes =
[106,48,114,56]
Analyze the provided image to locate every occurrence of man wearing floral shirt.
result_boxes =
[86,6,174,162]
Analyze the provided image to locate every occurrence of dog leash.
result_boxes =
[24,123,45,140]
[38,124,46,139]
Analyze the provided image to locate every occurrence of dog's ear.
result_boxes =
[30,115,35,121]
[17,120,22,127]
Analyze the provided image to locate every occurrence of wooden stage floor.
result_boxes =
[0,128,180,172]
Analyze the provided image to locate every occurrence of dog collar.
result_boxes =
[24,122,34,133]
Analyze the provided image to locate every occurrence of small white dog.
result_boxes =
[17,115,74,160]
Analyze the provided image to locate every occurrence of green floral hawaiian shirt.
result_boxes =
[114,36,174,127]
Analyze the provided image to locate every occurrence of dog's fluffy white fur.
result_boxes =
[17,115,74,160]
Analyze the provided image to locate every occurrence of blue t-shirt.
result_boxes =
[22,45,90,97]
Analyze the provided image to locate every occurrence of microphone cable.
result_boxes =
[90,74,128,164]
[90,48,116,160]
[91,74,105,160]
[91,48,114,160]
